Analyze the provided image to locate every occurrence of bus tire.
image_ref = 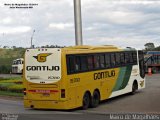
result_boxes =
[91,90,100,108]
[82,92,90,110]
[131,81,138,95]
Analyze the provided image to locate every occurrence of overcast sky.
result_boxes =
[0,0,160,49]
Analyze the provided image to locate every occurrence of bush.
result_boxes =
[0,65,11,74]
[0,83,14,91]
[0,78,23,93]
[0,77,22,81]
[0,80,22,83]
[8,84,23,93]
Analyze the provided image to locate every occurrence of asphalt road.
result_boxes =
[0,74,160,120]
[85,74,160,114]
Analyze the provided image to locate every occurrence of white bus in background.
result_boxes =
[12,58,24,74]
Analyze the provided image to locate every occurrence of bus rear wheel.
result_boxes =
[82,92,90,110]
[91,90,100,108]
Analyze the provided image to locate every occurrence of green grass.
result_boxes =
[0,91,23,97]
[0,77,22,81]
[0,77,23,97]
[0,79,21,82]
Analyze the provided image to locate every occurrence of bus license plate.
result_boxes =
[43,93,50,97]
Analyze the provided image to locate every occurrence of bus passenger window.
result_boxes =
[80,56,88,71]
[133,52,137,64]
[75,56,81,71]
[93,55,100,69]
[87,56,94,70]
[125,53,130,64]
[67,56,75,74]
[105,54,111,68]
[129,52,133,63]
[115,53,121,66]
[120,53,125,65]
[111,53,116,67]
[100,55,105,68]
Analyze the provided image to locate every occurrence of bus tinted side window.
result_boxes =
[75,56,81,71]
[105,54,111,68]
[67,56,75,74]
[125,52,130,64]
[115,53,121,66]
[93,55,100,69]
[67,51,138,74]
[80,56,88,71]
[133,52,137,64]
[129,52,133,63]
[88,55,94,70]
[111,53,116,67]
[100,54,105,68]
[120,53,125,65]
[124,51,138,65]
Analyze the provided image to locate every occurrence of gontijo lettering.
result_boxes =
[94,70,115,80]
[26,66,60,71]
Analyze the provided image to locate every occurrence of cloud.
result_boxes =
[82,0,160,5]
[0,17,12,24]
[0,26,31,34]
[85,36,152,50]
[85,27,96,31]
[49,23,74,30]
[0,0,160,49]
[102,11,148,25]
[81,0,160,49]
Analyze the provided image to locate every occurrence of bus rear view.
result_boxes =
[23,48,66,109]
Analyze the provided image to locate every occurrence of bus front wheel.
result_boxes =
[131,81,138,95]
[82,92,90,110]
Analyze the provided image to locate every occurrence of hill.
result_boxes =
[0,48,26,73]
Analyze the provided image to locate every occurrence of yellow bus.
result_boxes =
[23,45,145,110]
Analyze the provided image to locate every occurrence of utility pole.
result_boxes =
[31,30,35,48]
[73,0,83,46]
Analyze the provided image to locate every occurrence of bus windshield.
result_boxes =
[25,48,61,84]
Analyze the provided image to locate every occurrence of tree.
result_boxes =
[3,46,9,49]
[154,46,160,51]
[144,43,155,50]
[12,46,16,49]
